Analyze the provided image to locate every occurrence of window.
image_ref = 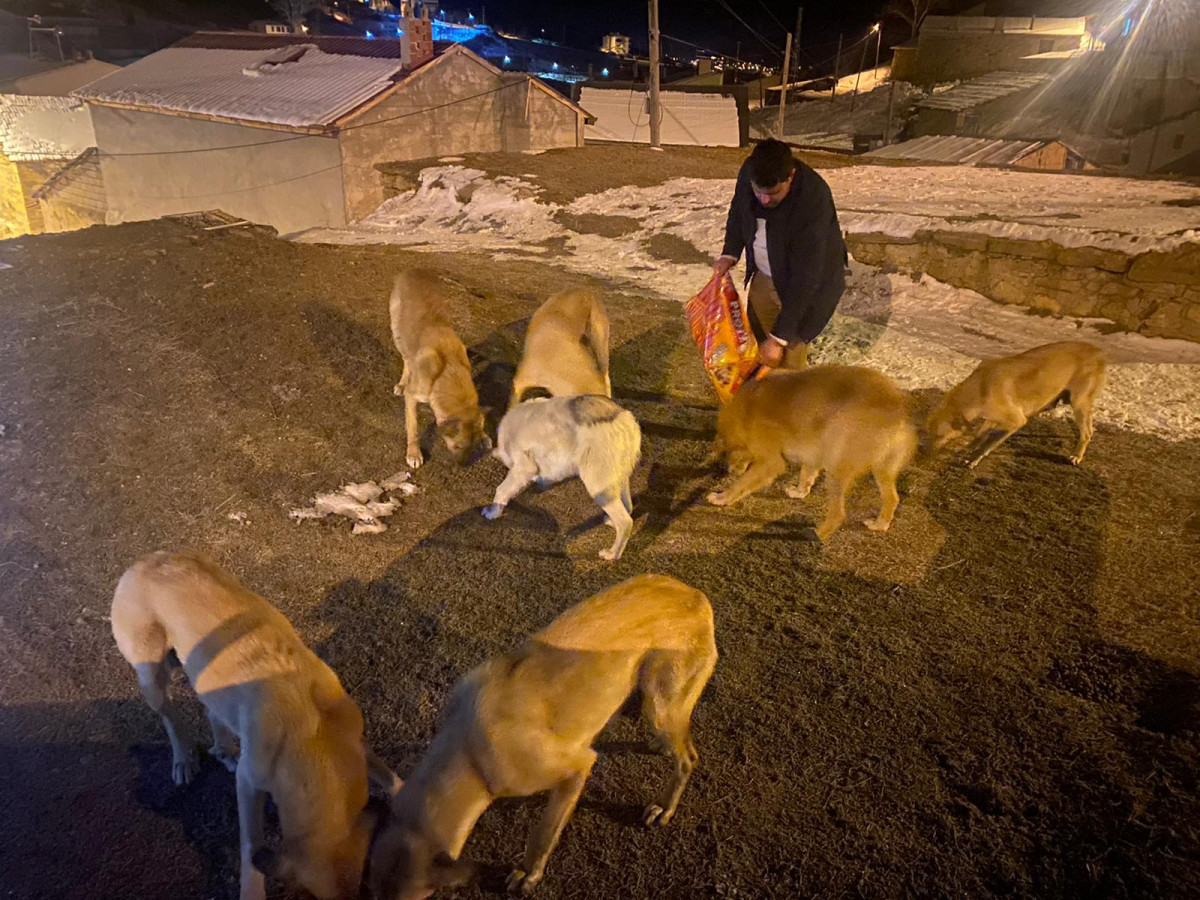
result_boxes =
[1038,39,1054,53]
[1173,133,1186,151]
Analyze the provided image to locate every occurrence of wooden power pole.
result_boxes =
[648,0,662,148]
[792,6,803,83]
[829,32,842,103]
[776,31,793,138]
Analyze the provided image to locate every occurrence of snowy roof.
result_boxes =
[916,71,1048,111]
[864,134,1056,166]
[0,94,95,161]
[73,38,407,129]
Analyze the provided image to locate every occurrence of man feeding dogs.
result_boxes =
[714,139,847,370]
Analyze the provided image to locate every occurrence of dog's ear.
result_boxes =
[432,852,475,888]
[410,347,445,396]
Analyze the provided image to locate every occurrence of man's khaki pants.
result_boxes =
[748,274,808,369]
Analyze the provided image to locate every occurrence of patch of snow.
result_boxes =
[73,46,402,128]
[0,94,94,161]
[301,166,1200,441]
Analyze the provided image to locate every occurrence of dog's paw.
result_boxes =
[800,526,822,544]
[706,491,730,507]
[784,485,811,500]
[1068,454,1084,466]
[393,382,404,397]
[209,745,239,773]
[642,803,674,827]
[172,752,200,786]
[506,869,540,895]
[863,516,891,533]
[482,504,505,520]
[406,450,424,469]
[598,545,622,562]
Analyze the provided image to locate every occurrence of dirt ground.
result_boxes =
[1,218,1198,900]
[376,143,861,205]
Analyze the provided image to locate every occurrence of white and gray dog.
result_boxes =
[483,394,641,560]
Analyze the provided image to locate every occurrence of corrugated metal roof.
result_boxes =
[916,71,1048,111]
[863,134,1047,166]
[175,31,405,59]
[74,44,404,128]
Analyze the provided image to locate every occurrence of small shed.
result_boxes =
[911,70,1048,137]
[864,134,1093,171]
[72,28,590,234]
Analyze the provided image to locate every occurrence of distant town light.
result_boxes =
[503,55,511,64]
[552,61,559,69]
[468,11,474,19]
[365,29,374,38]
[601,67,609,76]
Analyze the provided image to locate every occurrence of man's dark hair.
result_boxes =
[748,139,796,188]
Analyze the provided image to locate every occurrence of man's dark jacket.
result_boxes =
[721,159,846,345]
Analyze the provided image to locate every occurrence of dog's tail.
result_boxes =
[388,274,407,354]
[583,293,611,392]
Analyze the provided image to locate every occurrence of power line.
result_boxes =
[715,0,782,53]
[752,0,788,33]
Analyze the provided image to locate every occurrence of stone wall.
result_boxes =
[846,229,1200,343]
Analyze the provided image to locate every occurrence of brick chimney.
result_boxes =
[400,14,433,68]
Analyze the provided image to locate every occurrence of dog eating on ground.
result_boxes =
[510,287,611,407]
[389,269,489,468]
[111,551,401,900]
[926,341,1106,468]
[367,574,718,900]
[483,394,641,560]
[708,365,918,542]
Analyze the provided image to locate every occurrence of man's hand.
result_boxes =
[758,337,785,368]
[713,255,735,278]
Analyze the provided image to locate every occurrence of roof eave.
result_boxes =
[79,97,333,134]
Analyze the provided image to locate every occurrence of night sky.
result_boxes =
[468,0,897,69]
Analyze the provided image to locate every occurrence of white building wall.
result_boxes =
[581,87,740,146]
[90,105,345,234]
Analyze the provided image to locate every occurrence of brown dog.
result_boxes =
[111,551,401,900]
[927,341,1106,468]
[510,288,611,407]
[389,269,489,468]
[708,366,917,542]
[368,574,718,899]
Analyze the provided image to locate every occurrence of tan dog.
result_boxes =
[111,551,401,900]
[389,269,489,468]
[708,366,917,542]
[369,574,718,900]
[927,341,1106,468]
[510,288,611,407]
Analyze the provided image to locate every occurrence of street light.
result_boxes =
[872,22,882,75]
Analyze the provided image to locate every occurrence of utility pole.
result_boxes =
[883,78,896,144]
[648,0,662,148]
[792,7,803,83]
[873,23,882,74]
[829,33,842,103]
[776,31,793,138]
[850,28,870,111]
